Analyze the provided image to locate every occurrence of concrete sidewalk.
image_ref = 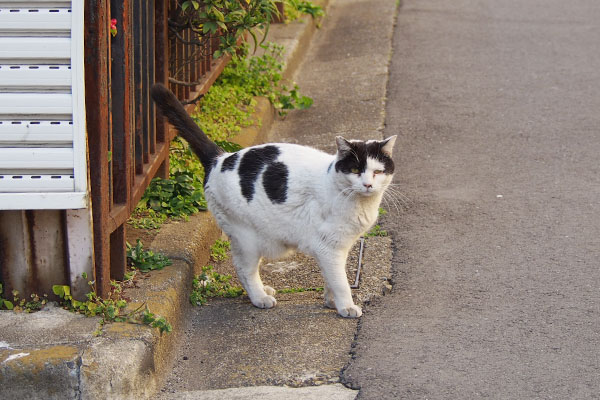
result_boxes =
[0,1,398,398]
[156,0,397,398]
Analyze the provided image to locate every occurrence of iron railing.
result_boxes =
[85,1,231,296]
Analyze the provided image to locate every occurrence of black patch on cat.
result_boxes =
[239,145,280,202]
[366,141,395,174]
[335,142,367,174]
[335,140,394,174]
[263,162,288,204]
[221,152,239,172]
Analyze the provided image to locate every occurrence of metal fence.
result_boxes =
[0,0,263,299]
[85,0,230,297]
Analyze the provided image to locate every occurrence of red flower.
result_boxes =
[110,18,117,37]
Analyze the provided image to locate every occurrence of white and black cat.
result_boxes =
[151,84,396,318]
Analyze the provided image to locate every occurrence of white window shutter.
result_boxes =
[0,0,88,210]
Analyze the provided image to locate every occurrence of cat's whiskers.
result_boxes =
[386,188,410,210]
[381,192,401,215]
[330,186,365,214]
[334,187,357,204]
[381,191,402,215]
[381,184,411,213]
[384,183,413,205]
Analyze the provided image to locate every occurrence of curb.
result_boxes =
[0,7,327,400]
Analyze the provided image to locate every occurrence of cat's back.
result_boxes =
[206,142,333,209]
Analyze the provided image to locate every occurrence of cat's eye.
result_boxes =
[350,168,360,174]
[374,170,383,175]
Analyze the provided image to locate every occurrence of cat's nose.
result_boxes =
[363,183,373,189]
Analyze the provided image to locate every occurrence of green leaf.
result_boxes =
[52,285,65,298]
[211,7,225,22]
[217,20,228,31]
[203,21,218,34]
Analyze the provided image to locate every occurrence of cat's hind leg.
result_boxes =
[230,236,277,309]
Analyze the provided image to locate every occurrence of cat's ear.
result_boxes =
[335,136,353,155]
[381,135,397,156]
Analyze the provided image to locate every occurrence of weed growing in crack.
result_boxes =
[190,265,244,306]
[53,273,173,335]
[210,239,231,262]
[0,283,48,312]
[126,239,173,272]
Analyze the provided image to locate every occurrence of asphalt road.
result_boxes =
[343,0,600,398]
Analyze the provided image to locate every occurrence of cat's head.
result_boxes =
[334,136,397,196]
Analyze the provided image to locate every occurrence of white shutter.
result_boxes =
[0,0,88,210]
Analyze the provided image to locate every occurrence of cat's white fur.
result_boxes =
[205,137,396,318]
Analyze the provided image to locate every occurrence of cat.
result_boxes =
[151,83,396,318]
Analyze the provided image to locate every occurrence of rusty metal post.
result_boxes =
[155,0,171,179]
[133,0,144,175]
[110,0,132,209]
[148,1,157,156]
[85,0,112,297]
[141,1,150,164]
[273,2,286,23]
[175,13,183,99]
[183,28,190,99]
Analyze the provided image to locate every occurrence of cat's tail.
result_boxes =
[151,83,223,171]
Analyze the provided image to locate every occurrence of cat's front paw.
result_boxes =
[338,304,362,318]
[263,285,276,296]
[252,295,277,309]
